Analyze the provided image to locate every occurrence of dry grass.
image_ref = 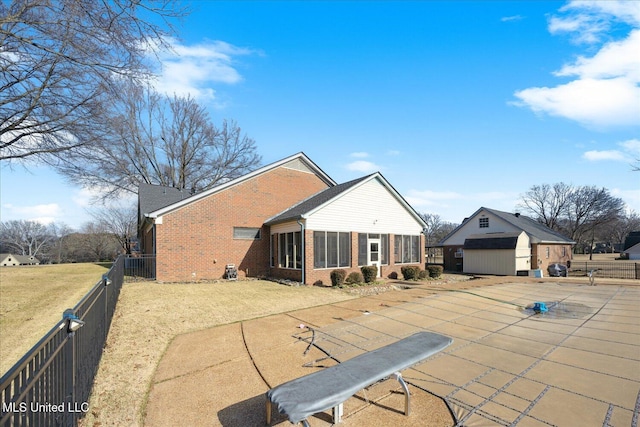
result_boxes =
[0,263,110,374]
[81,280,357,427]
[572,253,629,262]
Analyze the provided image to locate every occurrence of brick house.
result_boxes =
[438,207,574,276]
[138,152,427,284]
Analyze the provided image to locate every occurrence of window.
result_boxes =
[546,247,550,259]
[278,231,301,269]
[479,217,489,228]
[313,231,350,268]
[358,233,367,266]
[394,235,421,263]
[233,227,261,239]
[562,247,566,257]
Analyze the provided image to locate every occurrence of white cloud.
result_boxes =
[582,138,640,162]
[149,38,257,101]
[386,150,401,156]
[346,160,380,173]
[620,138,640,155]
[350,152,369,158]
[2,203,61,224]
[583,150,626,161]
[514,2,640,129]
[514,77,640,128]
[501,15,524,22]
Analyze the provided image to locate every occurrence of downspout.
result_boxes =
[297,219,305,285]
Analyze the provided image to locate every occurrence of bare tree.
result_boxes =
[0,0,183,162]
[598,211,640,253]
[79,221,121,262]
[0,219,53,257]
[51,83,261,199]
[91,204,138,254]
[517,183,573,232]
[419,213,458,246]
[47,221,75,263]
[563,186,625,259]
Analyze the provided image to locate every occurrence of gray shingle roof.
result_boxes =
[463,232,521,249]
[438,207,575,245]
[138,183,193,221]
[483,208,574,244]
[265,174,374,225]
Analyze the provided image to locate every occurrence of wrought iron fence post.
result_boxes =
[62,309,84,427]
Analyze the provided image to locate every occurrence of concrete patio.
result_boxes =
[144,278,640,426]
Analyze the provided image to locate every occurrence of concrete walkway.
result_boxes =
[144,278,640,426]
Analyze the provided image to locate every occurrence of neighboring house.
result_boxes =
[0,253,41,267]
[138,152,427,284]
[623,231,640,260]
[624,243,640,260]
[438,207,574,276]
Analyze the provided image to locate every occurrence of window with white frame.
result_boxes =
[314,231,350,269]
[479,217,489,228]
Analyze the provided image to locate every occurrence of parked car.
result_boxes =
[547,263,568,277]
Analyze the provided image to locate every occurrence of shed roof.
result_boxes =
[463,232,523,250]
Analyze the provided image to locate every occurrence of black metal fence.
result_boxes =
[0,256,125,427]
[569,261,640,280]
[124,254,156,280]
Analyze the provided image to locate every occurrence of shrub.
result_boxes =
[387,271,398,279]
[361,266,378,283]
[345,271,364,284]
[401,265,420,280]
[330,269,346,287]
[427,265,443,278]
[418,269,429,280]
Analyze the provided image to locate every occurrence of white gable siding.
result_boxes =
[306,178,422,234]
[443,210,520,246]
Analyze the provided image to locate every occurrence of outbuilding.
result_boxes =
[438,207,574,276]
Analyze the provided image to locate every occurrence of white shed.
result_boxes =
[462,232,530,276]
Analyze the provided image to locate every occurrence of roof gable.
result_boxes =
[142,152,336,218]
[439,207,574,245]
[265,172,427,228]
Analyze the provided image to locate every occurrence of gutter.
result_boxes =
[297,219,305,285]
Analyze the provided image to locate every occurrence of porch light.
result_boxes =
[102,274,112,286]
[63,309,85,333]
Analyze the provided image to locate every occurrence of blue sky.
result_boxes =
[1,0,639,229]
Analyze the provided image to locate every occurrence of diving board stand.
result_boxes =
[266,331,453,426]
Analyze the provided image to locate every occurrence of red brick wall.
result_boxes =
[154,167,329,282]
[531,244,572,271]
